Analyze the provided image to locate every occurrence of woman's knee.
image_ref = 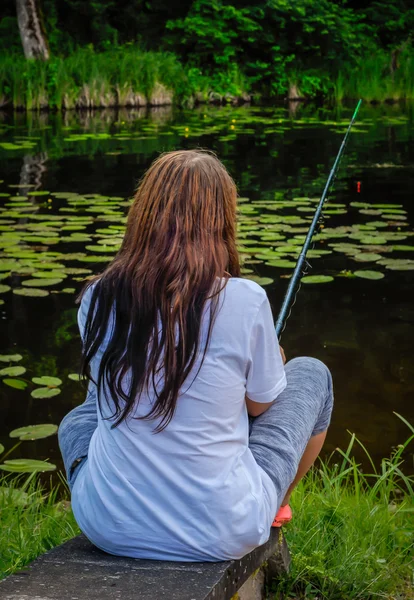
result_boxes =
[288,357,334,433]
[287,356,332,388]
[286,356,333,418]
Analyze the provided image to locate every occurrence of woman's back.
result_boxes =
[71,277,285,561]
[59,149,332,563]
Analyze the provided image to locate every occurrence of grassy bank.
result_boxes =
[1,417,413,597]
[1,45,414,111]
[0,47,187,111]
[0,474,79,579]
[335,48,414,104]
[275,421,414,599]
[0,46,249,111]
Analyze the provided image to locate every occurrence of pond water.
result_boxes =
[0,103,413,475]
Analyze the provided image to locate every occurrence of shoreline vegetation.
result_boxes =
[2,1,414,111]
[0,46,414,111]
[1,417,413,598]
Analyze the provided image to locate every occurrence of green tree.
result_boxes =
[166,0,366,96]
[355,0,414,48]
[40,0,193,52]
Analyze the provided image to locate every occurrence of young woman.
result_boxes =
[59,149,333,562]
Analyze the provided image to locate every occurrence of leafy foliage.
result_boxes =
[273,416,414,598]
[167,0,365,96]
[1,0,414,100]
[363,0,414,48]
[0,475,79,579]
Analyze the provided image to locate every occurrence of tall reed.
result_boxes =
[274,413,414,599]
[1,45,413,109]
[0,47,188,110]
[0,473,79,579]
[334,48,414,102]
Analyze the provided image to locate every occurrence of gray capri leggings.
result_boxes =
[249,356,333,507]
[59,356,334,502]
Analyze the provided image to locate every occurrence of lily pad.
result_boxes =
[384,214,407,221]
[307,250,332,257]
[354,236,388,245]
[352,253,382,262]
[379,208,406,214]
[13,288,49,297]
[301,275,334,284]
[372,203,403,209]
[366,221,388,228]
[0,459,56,473]
[391,245,414,251]
[31,387,61,399]
[32,376,62,386]
[350,202,371,209]
[64,268,92,275]
[0,354,23,362]
[85,245,117,253]
[0,366,26,377]
[3,378,28,390]
[324,209,347,215]
[77,255,113,263]
[68,373,86,381]
[265,260,297,268]
[247,276,274,286]
[385,262,414,271]
[22,278,63,287]
[354,270,385,280]
[378,258,414,270]
[31,271,67,279]
[359,209,382,216]
[26,261,64,269]
[9,424,58,440]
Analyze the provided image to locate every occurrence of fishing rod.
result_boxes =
[275,99,362,339]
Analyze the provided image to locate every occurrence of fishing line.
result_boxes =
[275,99,362,340]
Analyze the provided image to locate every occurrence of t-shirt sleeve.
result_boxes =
[245,296,287,403]
[77,284,94,342]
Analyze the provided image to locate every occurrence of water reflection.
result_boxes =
[0,103,413,472]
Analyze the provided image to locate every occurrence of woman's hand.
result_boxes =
[279,345,287,365]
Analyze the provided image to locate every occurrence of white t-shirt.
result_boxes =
[72,277,287,561]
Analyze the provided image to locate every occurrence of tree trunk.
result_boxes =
[19,151,48,190]
[288,81,302,100]
[16,0,49,60]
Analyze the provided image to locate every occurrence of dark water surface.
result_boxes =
[0,103,413,473]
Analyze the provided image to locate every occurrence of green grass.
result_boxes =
[0,46,189,110]
[1,45,413,110]
[0,473,79,579]
[334,48,414,103]
[0,416,413,598]
[0,46,248,111]
[273,414,414,599]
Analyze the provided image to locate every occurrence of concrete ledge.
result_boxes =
[0,530,290,600]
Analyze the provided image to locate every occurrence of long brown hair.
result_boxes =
[80,149,240,431]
